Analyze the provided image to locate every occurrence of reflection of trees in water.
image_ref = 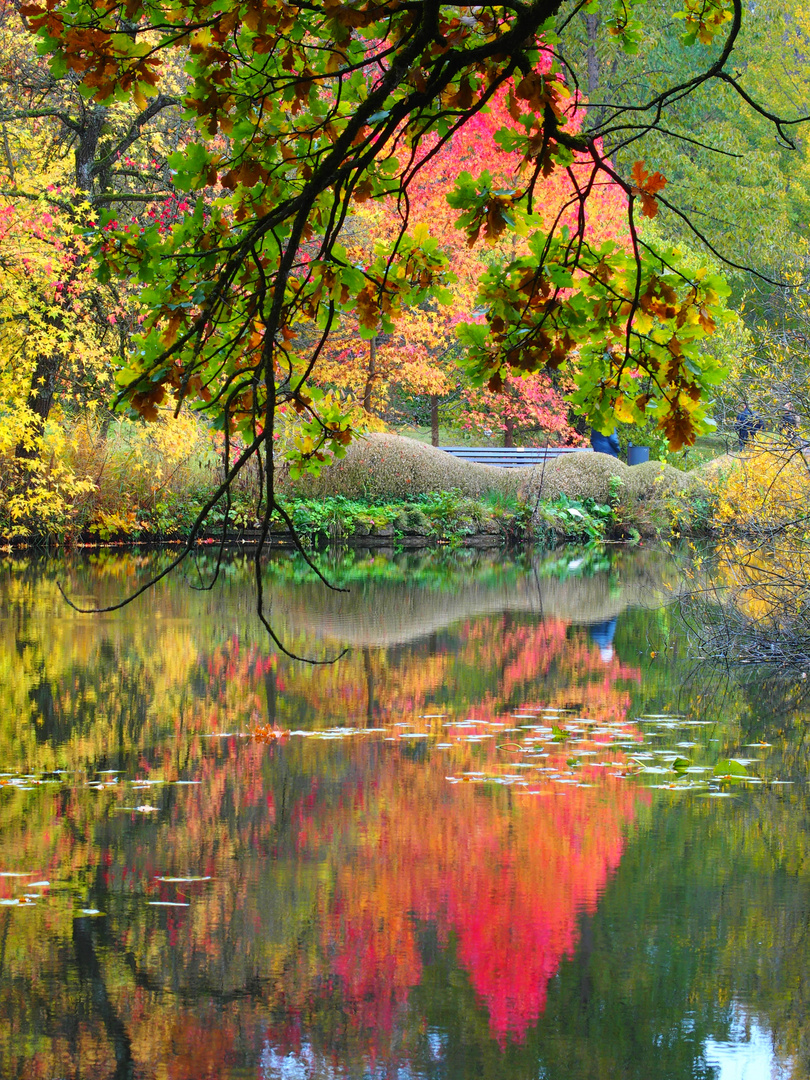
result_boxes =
[3,551,810,1077]
[0,732,644,1079]
[0,552,652,1077]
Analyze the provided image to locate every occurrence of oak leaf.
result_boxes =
[630,160,667,219]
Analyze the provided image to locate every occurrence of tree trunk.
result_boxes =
[15,108,106,459]
[430,394,439,446]
[503,414,515,448]
[584,14,600,94]
[362,338,377,414]
[15,351,60,459]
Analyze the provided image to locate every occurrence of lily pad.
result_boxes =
[713,759,748,778]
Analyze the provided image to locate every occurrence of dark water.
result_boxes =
[0,546,808,1080]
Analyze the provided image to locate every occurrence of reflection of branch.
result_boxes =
[73,916,135,1080]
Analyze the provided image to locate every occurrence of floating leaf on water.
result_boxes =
[498,743,525,752]
[713,759,748,778]
[155,876,212,883]
[671,758,691,772]
[252,725,290,743]
[550,726,567,742]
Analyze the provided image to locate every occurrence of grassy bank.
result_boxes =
[3,422,720,547]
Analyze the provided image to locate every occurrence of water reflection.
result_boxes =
[0,548,808,1078]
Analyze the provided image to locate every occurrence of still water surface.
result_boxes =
[0,546,807,1079]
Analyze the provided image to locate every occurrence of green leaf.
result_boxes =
[713,758,748,778]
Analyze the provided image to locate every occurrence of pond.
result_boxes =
[0,545,808,1079]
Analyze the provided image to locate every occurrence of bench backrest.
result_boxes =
[440,446,593,468]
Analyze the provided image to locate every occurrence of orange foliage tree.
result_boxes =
[312,83,630,446]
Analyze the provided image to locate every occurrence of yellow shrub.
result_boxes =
[709,448,810,531]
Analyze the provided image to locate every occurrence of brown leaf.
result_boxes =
[661,407,696,451]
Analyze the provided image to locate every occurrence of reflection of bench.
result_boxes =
[440,446,593,468]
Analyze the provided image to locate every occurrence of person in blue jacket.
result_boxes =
[590,428,620,457]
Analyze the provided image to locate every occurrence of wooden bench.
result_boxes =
[440,446,593,468]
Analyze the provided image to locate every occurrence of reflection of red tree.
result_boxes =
[465,618,640,722]
[316,754,641,1049]
[329,891,423,1035]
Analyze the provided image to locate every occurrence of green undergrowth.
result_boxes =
[95,490,618,546]
[214,490,614,545]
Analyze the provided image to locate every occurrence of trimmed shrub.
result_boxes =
[519,452,632,503]
[278,433,707,510]
[278,434,526,499]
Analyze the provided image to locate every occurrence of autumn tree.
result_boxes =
[0,3,190,452]
[312,83,628,447]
